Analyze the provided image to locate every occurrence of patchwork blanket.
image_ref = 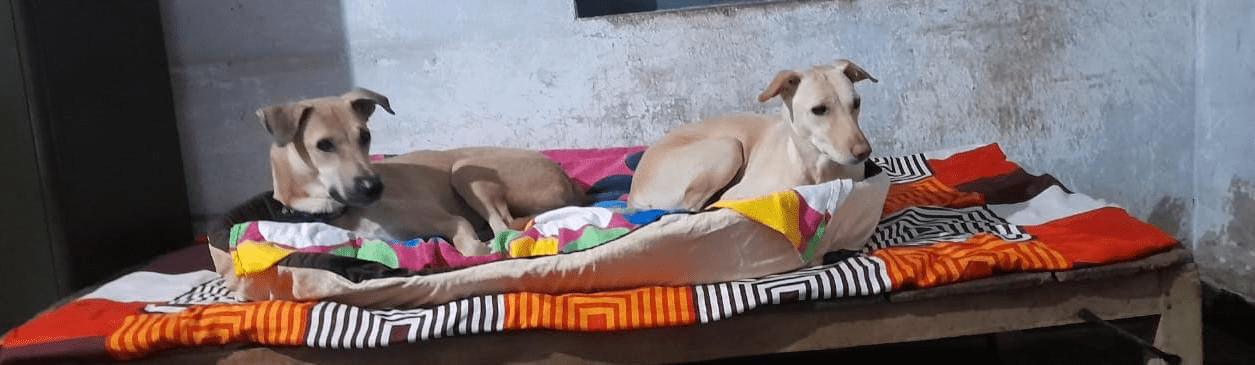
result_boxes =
[0,143,1177,362]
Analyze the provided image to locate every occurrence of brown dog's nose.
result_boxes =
[355,175,384,201]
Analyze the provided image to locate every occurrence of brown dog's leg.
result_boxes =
[442,216,492,256]
[450,163,515,235]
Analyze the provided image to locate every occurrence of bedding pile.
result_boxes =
[0,143,1177,362]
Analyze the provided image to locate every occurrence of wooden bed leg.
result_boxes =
[1149,265,1202,365]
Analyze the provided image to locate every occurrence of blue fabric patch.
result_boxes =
[587,174,633,204]
[624,209,669,225]
[594,200,628,209]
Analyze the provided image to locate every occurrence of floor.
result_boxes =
[692,284,1255,365]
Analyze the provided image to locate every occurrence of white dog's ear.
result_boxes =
[257,104,311,146]
[342,87,395,120]
[836,59,878,83]
[757,70,803,103]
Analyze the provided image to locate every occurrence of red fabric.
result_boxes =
[1,299,143,348]
[928,144,1021,187]
[1025,207,1177,265]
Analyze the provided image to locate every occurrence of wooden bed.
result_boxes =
[121,247,1200,365]
[0,144,1201,365]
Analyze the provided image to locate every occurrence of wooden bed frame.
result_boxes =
[125,247,1200,365]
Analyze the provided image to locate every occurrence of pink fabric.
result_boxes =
[241,223,264,242]
[541,146,647,189]
[796,195,827,254]
[393,240,504,271]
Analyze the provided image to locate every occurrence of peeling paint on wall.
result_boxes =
[1196,178,1255,299]
[1195,0,1255,299]
[1147,196,1189,241]
[975,1,1074,135]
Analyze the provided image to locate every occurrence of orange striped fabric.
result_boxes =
[871,233,1071,290]
[106,301,312,360]
[503,287,695,331]
[882,177,985,216]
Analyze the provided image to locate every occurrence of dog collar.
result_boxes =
[277,205,348,223]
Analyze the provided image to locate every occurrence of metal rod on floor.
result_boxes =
[1077,308,1182,365]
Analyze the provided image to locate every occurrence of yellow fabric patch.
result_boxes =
[710,191,802,248]
[232,241,294,276]
[531,237,561,256]
[509,236,561,257]
[507,236,536,257]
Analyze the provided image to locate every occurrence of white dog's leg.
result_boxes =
[629,138,745,211]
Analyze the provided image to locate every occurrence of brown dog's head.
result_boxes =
[757,59,878,166]
[257,88,395,214]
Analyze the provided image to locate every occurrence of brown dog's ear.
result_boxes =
[757,70,803,103]
[256,104,311,146]
[342,88,395,120]
[835,59,878,83]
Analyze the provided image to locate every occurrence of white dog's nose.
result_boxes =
[852,144,871,162]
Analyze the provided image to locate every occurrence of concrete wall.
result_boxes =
[1194,0,1255,298]
[157,0,1251,297]
[159,0,353,223]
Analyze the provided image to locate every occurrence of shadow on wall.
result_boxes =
[160,0,356,227]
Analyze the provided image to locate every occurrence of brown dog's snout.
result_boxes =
[356,175,383,199]
[339,174,384,206]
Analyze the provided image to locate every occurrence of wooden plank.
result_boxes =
[1053,247,1193,283]
[1151,264,1202,365]
[887,272,1056,303]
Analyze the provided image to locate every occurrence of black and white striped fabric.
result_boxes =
[867,205,1031,251]
[871,153,933,183]
[693,255,890,323]
[305,296,505,349]
[143,277,244,313]
[166,277,242,306]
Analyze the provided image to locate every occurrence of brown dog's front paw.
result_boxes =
[508,215,536,231]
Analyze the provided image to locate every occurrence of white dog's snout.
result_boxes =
[851,143,871,162]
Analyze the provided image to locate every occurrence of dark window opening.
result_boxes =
[576,0,768,18]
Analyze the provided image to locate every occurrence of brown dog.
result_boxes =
[629,60,878,211]
[257,88,585,256]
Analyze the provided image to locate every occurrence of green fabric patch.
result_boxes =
[329,246,358,257]
[490,230,524,253]
[229,223,250,248]
[562,227,631,253]
[801,221,827,262]
[357,240,399,269]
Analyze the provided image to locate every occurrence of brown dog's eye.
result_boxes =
[316,139,335,152]
[853,98,861,109]
[811,105,828,115]
[359,130,371,146]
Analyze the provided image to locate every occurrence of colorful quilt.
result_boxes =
[0,143,1177,362]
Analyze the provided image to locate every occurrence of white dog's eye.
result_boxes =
[811,105,828,115]
[316,139,335,152]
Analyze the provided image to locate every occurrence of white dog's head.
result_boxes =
[757,59,877,165]
[256,88,395,214]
